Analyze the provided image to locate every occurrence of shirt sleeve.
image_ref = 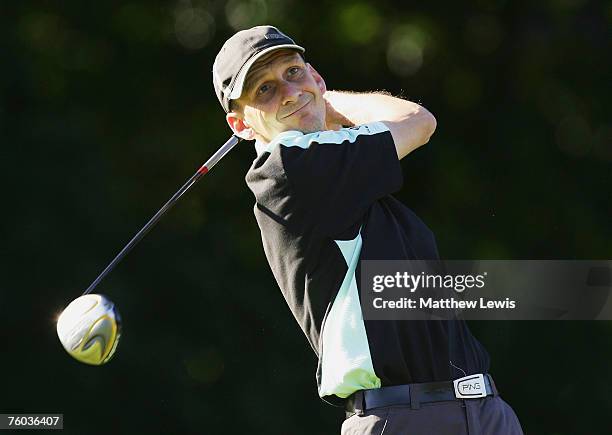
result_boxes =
[279,122,403,237]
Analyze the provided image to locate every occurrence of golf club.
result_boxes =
[56,134,242,365]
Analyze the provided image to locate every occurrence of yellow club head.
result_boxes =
[56,294,121,365]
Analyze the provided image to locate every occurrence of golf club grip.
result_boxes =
[82,135,242,295]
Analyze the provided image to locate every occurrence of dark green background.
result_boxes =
[2,1,610,434]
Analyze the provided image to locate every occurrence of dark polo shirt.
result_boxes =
[245,122,490,403]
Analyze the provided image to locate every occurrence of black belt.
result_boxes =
[346,374,498,414]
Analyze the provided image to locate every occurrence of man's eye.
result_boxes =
[257,84,271,95]
[287,66,301,76]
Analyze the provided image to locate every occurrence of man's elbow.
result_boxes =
[420,110,437,145]
[387,105,437,159]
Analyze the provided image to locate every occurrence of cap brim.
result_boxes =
[227,44,305,102]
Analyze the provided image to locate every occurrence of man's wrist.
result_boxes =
[324,91,356,130]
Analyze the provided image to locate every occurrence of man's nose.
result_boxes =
[280,81,302,105]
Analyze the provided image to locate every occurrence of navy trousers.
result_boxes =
[341,396,524,435]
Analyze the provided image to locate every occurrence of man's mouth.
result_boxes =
[281,100,310,119]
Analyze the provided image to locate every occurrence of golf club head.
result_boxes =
[56,294,121,365]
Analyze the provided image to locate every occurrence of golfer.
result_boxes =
[213,25,523,434]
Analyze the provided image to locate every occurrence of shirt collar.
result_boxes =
[254,130,304,157]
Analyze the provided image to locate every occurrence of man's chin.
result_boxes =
[289,117,326,135]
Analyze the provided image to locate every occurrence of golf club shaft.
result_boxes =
[83,135,242,295]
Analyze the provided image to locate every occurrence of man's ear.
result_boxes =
[307,63,327,95]
[226,112,255,140]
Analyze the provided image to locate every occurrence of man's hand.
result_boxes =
[324,94,355,130]
[322,90,437,160]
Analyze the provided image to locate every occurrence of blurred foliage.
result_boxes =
[1,0,610,434]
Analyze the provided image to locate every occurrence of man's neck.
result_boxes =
[253,123,345,156]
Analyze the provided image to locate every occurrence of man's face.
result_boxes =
[227,50,327,143]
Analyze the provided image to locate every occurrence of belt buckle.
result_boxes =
[453,374,487,399]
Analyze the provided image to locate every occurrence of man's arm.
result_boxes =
[323,90,437,160]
